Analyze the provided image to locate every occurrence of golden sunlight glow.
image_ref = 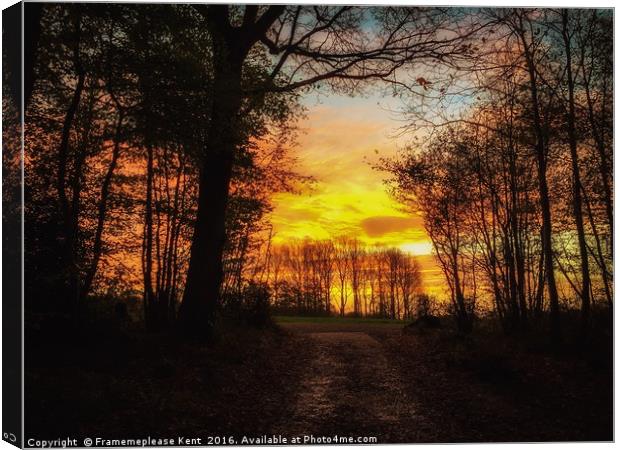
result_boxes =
[399,242,434,256]
[269,94,445,296]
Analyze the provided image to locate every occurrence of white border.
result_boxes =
[0,2,615,450]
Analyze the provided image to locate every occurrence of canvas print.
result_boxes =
[2,2,614,446]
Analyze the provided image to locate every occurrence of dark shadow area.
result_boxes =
[25,305,310,441]
[383,313,613,442]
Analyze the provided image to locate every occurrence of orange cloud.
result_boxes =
[361,215,424,238]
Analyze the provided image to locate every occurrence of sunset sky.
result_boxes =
[269,91,445,294]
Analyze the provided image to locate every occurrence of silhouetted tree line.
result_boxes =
[382,9,612,339]
[264,238,423,319]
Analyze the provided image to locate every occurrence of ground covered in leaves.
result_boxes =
[380,325,613,442]
[26,316,612,444]
[25,320,312,442]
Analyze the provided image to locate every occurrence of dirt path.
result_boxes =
[271,320,612,443]
[272,330,426,443]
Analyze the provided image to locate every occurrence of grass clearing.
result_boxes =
[273,315,408,325]
[273,315,409,337]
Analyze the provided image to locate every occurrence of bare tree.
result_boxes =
[334,237,351,317]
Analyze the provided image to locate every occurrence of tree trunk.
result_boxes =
[68,137,87,323]
[582,186,613,308]
[562,10,592,334]
[56,13,85,312]
[579,28,613,252]
[178,41,243,338]
[452,260,472,334]
[81,113,123,300]
[508,145,528,328]
[143,145,156,330]
[517,16,561,342]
